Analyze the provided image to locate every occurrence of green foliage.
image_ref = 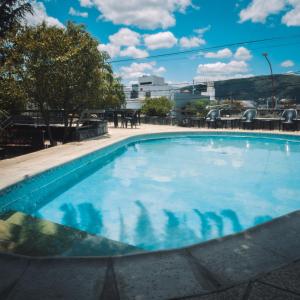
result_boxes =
[141,97,173,116]
[0,0,32,38]
[0,22,125,116]
[184,99,210,116]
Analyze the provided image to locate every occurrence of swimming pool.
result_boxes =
[1,132,300,252]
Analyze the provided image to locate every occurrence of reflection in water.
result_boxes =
[253,215,272,226]
[134,200,156,249]
[193,209,211,240]
[221,209,243,233]
[119,209,128,243]
[60,203,78,228]
[78,203,103,235]
[164,210,181,249]
[204,211,224,237]
[163,210,197,249]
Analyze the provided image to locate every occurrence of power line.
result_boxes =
[109,34,300,64]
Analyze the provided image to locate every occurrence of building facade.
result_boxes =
[125,75,216,109]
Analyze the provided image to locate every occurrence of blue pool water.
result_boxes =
[1,133,300,251]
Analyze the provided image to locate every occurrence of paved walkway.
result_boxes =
[1,124,299,190]
[1,210,300,299]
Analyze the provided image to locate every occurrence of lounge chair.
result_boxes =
[241,109,257,130]
[206,109,221,129]
[281,109,298,131]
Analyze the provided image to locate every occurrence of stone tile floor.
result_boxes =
[0,210,300,300]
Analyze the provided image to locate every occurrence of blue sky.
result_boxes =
[26,0,300,84]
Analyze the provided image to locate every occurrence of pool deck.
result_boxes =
[1,210,300,299]
[1,124,300,191]
[1,125,300,299]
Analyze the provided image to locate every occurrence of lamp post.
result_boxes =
[262,53,276,109]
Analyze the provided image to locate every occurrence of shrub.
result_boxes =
[141,97,173,117]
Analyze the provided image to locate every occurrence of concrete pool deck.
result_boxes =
[1,125,300,299]
[1,210,300,299]
[1,124,300,191]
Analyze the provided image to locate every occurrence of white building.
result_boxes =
[125,75,216,109]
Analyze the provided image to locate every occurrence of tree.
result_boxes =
[0,0,32,38]
[183,99,210,117]
[1,21,125,144]
[141,97,173,117]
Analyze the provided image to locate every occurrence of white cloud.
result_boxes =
[120,46,149,59]
[97,28,146,59]
[144,31,178,50]
[195,60,252,81]
[24,1,64,28]
[78,0,194,29]
[179,36,206,48]
[69,7,88,18]
[79,0,94,7]
[281,60,295,67]
[239,0,286,23]
[204,48,233,59]
[194,25,211,36]
[234,47,252,61]
[239,0,300,26]
[109,28,141,47]
[119,62,166,79]
[97,43,120,58]
[282,1,300,26]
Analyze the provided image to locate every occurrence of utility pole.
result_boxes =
[262,53,276,109]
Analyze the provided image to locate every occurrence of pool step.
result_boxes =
[0,212,142,257]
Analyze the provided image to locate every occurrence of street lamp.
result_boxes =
[262,53,276,109]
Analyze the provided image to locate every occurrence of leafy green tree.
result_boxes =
[0,0,32,38]
[0,22,125,144]
[184,99,210,116]
[141,97,173,117]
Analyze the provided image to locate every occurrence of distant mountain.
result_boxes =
[214,74,300,102]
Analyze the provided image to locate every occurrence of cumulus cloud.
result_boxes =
[24,1,64,28]
[98,28,147,59]
[69,7,88,18]
[281,60,295,67]
[120,46,149,59]
[119,62,166,79]
[97,43,120,58]
[204,48,233,59]
[282,1,300,26]
[179,36,206,48]
[78,0,195,29]
[234,47,252,61]
[144,31,178,50]
[109,28,141,46]
[195,60,253,81]
[239,0,300,26]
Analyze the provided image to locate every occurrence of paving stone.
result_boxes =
[114,251,210,300]
[7,258,108,300]
[259,260,300,295]
[0,253,29,298]
[245,211,300,261]
[177,284,247,299]
[189,233,286,286]
[248,281,300,300]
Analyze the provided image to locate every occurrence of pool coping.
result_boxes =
[1,124,300,191]
[1,209,300,299]
[1,125,300,298]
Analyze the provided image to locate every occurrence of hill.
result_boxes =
[214,74,300,102]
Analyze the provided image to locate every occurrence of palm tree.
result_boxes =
[0,0,33,38]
